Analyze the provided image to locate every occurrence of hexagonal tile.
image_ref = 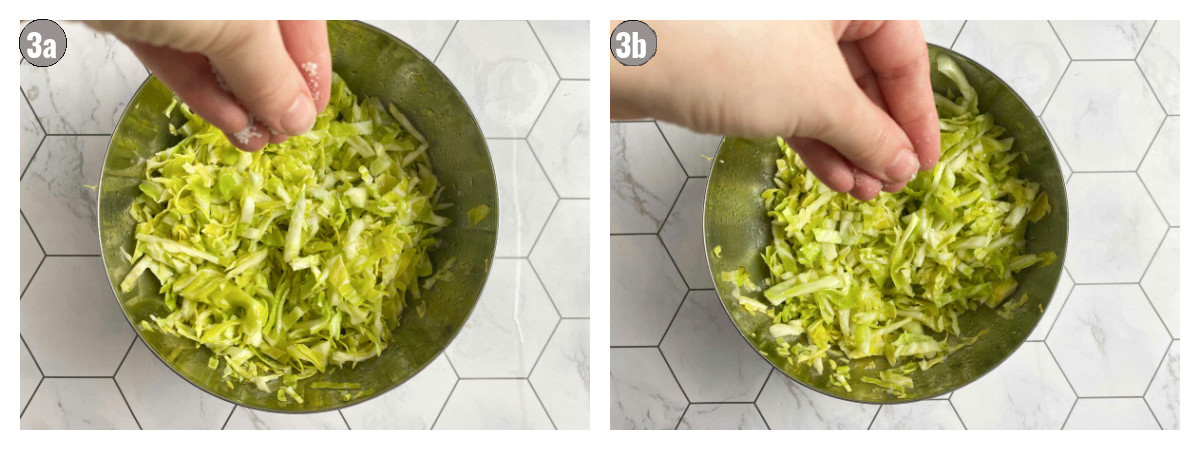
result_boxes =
[20,90,43,173]
[1138,116,1179,226]
[610,235,687,346]
[530,200,589,317]
[658,121,723,177]
[1043,61,1163,172]
[339,354,458,429]
[660,291,771,402]
[488,139,558,257]
[362,20,457,59]
[1145,340,1179,429]
[1063,398,1159,430]
[1136,21,1179,115]
[951,343,1075,429]
[1065,174,1167,283]
[20,216,43,294]
[660,178,712,290]
[114,340,233,429]
[952,21,1069,114]
[1046,285,1170,396]
[1028,271,1073,341]
[677,404,767,430]
[21,378,138,429]
[610,122,687,233]
[20,22,146,134]
[1039,116,1072,178]
[20,339,41,413]
[21,257,135,376]
[434,379,554,429]
[871,401,964,430]
[529,21,588,79]
[529,319,589,430]
[919,20,965,48]
[20,135,108,255]
[756,370,878,429]
[1142,228,1178,338]
[446,259,559,378]
[610,347,687,430]
[528,80,589,198]
[224,407,346,430]
[1050,21,1153,60]
[435,20,557,138]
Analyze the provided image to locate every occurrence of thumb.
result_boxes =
[803,79,920,184]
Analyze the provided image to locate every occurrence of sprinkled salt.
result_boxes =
[301,61,320,102]
[233,118,263,145]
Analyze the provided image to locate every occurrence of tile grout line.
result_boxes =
[111,377,142,429]
[1134,115,1169,173]
[1135,172,1172,228]
[525,20,562,80]
[1137,283,1175,340]
[1060,397,1078,430]
[20,134,46,181]
[221,406,236,430]
[655,286,689,347]
[753,402,770,430]
[429,378,460,429]
[656,346,692,404]
[653,120,693,186]
[525,377,559,430]
[1143,396,1165,430]
[521,110,566,198]
[338,409,352,430]
[1046,21,1072,61]
[432,21,459,63]
[1134,58,1170,116]
[752,369,774,405]
[1039,281,1075,340]
[949,21,967,49]
[526,318,563,379]
[1137,226,1171,284]
[674,403,690,430]
[21,377,44,419]
[1042,341,1080,397]
[20,86,48,136]
[947,397,968,430]
[443,353,461,378]
[524,198,560,259]
[1039,60,1072,117]
[522,78,562,141]
[112,337,138,377]
[20,209,47,256]
[527,262,565,319]
[1141,341,1173,398]
[866,405,882,430]
[20,253,46,299]
[1135,21,1157,61]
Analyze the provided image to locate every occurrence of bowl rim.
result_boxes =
[700,43,1070,405]
[96,19,498,414]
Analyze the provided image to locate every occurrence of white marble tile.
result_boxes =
[530,200,590,317]
[20,217,43,294]
[224,407,346,430]
[660,291,771,402]
[21,378,138,429]
[1042,61,1164,172]
[1047,285,1171,396]
[529,319,589,430]
[446,259,559,378]
[677,403,767,430]
[610,122,687,233]
[952,21,1070,114]
[1136,21,1179,115]
[1141,228,1178,338]
[20,91,43,174]
[1063,398,1160,430]
[434,379,554,429]
[361,20,457,60]
[1028,271,1073,341]
[951,343,1075,429]
[1065,173,1167,283]
[20,340,41,413]
[756,370,878,429]
[1145,340,1179,429]
[871,400,965,430]
[19,22,146,134]
[20,136,108,255]
[528,80,589,198]
[1050,21,1153,60]
[488,139,558,257]
[339,354,458,430]
[1138,116,1179,226]
[658,121,723,177]
[529,21,588,79]
[114,340,233,429]
[919,20,966,48]
[21,257,135,376]
[435,21,557,138]
[610,235,687,346]
[1039,115,1073,177]
[610,347,688,430]
[660,178,713,290]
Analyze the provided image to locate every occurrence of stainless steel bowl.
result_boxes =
[703,44,1069,403]
[97,20,498,413]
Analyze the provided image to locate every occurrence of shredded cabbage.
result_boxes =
[123,72,451,402]
[723,55,1054,397]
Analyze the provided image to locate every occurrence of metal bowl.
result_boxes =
[97,21,498,413]
[703,44,1068,403]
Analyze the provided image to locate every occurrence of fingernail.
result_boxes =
[281,94,316,135]
[885,150,919,183]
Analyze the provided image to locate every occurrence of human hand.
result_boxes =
[611,20,939,200]
[87,20,332,152]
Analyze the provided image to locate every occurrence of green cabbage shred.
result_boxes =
[122,72,451,402]
[723,55,1054,397]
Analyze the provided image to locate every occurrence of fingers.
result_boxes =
[786,137,854,192]
[853,21,941,170]
[278,20,332,113]
[849,168,882,201]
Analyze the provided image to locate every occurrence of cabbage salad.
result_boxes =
[122,73,451,402]
[722,55,1055,397]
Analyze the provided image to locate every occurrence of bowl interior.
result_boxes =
[703,44,1069,403]
[97,20,498,412]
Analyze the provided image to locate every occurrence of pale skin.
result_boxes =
[86,20,333,152]
[611,20,940,200]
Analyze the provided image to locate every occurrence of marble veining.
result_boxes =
[1136,21,1179,115]
[224,408,347,430]
[488,138,559,257]
[952,21,1070,114]
[20,218,42,293]
[1065,173,1167,283]
[660,291,772,402]
[657,121,722,177]
[1050,21,1153,60]
[951,343,1075,429]
[1145,341,1179,429]
[529,319,591,429]
[677,403,767,430]
[1063,398,1160,430]
[755,370,878,429]
[21,378,138,430]
[20,135,108,255]
[529,21,589,79]
[1141,229,1179,338]
[338,354,459,429]
[528,80,590,198]
[659,178,714,289]
[530,200,590,317]
[871,400,965,430]
[114,341,234,430]
[434,379,554,429]
[20,340,40,413]
[610,235,688,346]
[20,91,43,174]
[610,122,687,233]
[1138,117,1179,226]
[610,347,688,430]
